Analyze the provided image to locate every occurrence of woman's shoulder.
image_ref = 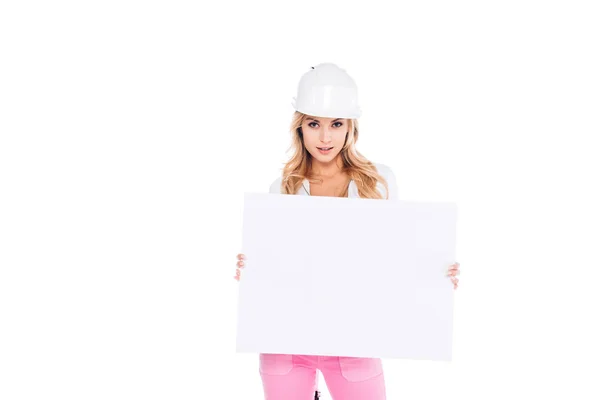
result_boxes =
[269,176,283,194]
[373,162,396,179]
[372,162,398,200]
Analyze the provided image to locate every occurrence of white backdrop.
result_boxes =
[1,1,599,399]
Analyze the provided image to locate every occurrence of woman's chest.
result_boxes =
[308,175,351,197]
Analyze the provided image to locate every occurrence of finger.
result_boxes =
[237,253,246,261]
[234,275,240,281]
[236,269,241,277]
[237,260,245,268]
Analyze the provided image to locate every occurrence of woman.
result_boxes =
[234,63,460,400]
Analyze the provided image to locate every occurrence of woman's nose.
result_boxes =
[319,129,332,143]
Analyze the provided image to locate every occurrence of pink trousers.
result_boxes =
[259,353,386,399]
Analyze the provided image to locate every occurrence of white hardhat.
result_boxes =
[292,63,361,119]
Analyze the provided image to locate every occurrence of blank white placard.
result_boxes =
[236,192,457,361]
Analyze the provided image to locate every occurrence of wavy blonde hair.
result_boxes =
[279,111,390,199]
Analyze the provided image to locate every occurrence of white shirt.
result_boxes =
[269,162,398,200]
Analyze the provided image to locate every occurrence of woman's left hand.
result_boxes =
[447,262,460,290]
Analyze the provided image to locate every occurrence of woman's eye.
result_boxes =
[333,122,343,128]
[308,122,318,128]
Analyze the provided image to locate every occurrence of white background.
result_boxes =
[1,1,599,399]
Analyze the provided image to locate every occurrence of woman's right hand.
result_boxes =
[234,253,246,281]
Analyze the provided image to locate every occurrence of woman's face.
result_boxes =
[301,116,348,163]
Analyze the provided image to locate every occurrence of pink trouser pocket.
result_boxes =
[259,353,294,375]
[338,357,383,382]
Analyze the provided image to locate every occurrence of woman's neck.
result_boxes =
[310,156,345,179]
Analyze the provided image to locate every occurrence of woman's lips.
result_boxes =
[317,147,333,154]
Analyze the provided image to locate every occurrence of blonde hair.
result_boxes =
[279,111,390,199]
